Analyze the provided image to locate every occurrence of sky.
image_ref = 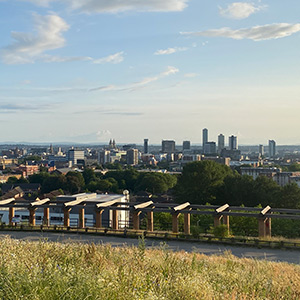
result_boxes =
[0,0,300,145]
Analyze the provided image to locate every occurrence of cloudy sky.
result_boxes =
[0,0,299,145]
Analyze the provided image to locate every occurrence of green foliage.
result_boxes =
[272,219,300,238]
[42,175,66,193]
[7,176,29,184]
[213,225,230,238]
[28,172,50,185]
[135,172,177,194]
[230,216,258,237]
[175,161,233,204]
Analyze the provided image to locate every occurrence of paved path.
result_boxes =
[0,231,299,264]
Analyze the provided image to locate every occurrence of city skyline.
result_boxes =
[1,1,300,144]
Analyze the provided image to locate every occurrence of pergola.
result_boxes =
[1,197,300,238]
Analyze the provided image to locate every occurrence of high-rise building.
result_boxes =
[204,142,216,155]
[228,135,238,150]
[269,140,276,158]
[218,134,225,153]
[144,139,149,154]
[182,141,191,151]
[202,128,208,149]
[68,148,85,166]
[259,144,264,157]
[126,148,139,165]
[98,150,110,165]
[162,140,175,153]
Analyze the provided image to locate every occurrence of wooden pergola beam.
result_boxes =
[30,198,50,207]
[0,198,15,206]
[173,202,190,211]
[96,199,119,209]
[133,201,153,210]
[64,199,85,207]
[260,206,271,215]
[216,204,229,214]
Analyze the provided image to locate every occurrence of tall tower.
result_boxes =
[229,135,238,150]
[218,134,225,153]
[269,140,276,158]
[144,139,149,154]
[259,144,264,157]
[202,128,208,149]
[182,141,191,151]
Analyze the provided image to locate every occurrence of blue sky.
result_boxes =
[0,0,300,145]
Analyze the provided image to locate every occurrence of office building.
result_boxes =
[144,139,149,154]
[229,135,238,150]
[68,149,85,166]
[269,140,276,158]
[259,144,264,157]
[127,149,139,165]
[182,141,191,151]
[202,128,208,149]
[204,142,217,155]
[218,134,225,153]
[162,140,175,153]
[98,150,110,165]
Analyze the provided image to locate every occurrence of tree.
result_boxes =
[29,172,50,185]
[82,168,96,185]
[135,172,177,194]
[175,161,233,204]
[42,175,66,193]
[65,171,85,194]
[275,183,300,209]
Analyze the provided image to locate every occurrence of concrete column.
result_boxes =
[79,207,85,228]
[9,207,15,225]
[64,208,71,227]
[95,209,103,228]
[147,211,154,232]
[258,218,266,238]
[184,213,190,235]
[265,218,271,237]
[214,215,222,227]
[112,208,118,230]
[172,213,180,233]
[29,208,37,226]
[43,207,49,226]
[133,211,141,230]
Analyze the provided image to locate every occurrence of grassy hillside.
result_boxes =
[0,237,299,299]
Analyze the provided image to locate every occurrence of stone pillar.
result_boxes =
[172,213,180,233]
[214,215,222,227]
[184,213,190,235]
[79,207,85,228]
[29,208,37,226]
[43,207,49,226]
[64,208,71,227]
[258,218,266,238]
[95,209,103,228]
[265,218,271,237]
[9,207,15,225]
[147,211,154,232]
[112,208,118,230]
[133,211,141,230]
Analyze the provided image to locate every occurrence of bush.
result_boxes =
[213,225,230,238]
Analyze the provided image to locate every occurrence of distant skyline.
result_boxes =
[1,1,300,144]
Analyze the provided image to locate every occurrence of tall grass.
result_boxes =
[0,236,299,299]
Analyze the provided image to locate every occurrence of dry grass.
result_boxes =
[0,236,299,299]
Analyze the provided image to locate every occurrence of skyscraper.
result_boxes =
[229,135,238,150]
[144,139,149,154]
[182,141,191,151]
[202,128,208,149]
[218,134,225,153]
[259,144,264,157]
[162,140,175,153]
[269,140,276,158]
[127,148,139,165]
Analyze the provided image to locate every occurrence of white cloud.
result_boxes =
[90,66,179,92]
[18,0,188,13]
[219,2,266,19]
[184,73,198,78]
[93,52,124,64]
[181,23,300,41]
[1,14,69,64]
[154,47,188,55]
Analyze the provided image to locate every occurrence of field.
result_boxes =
[0,236,299,299]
